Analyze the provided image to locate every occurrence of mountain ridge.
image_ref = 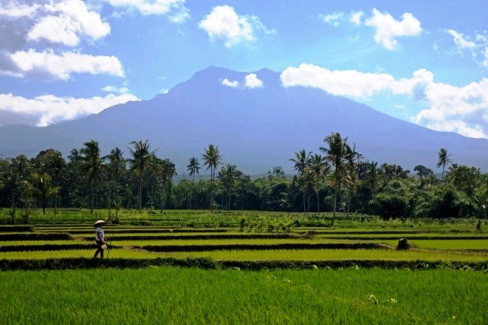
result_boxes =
[1,66,487,174]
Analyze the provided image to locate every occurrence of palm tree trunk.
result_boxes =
[331,187,338,226]
[316,191,320,213]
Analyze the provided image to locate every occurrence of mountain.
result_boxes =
[1,66,488,174]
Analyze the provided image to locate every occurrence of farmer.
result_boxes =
[94,220,107,258]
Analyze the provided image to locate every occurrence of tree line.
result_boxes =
[1,132,487,223]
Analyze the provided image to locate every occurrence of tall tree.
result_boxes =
[160,158,177,212]
[307,153,329,213]
[290,149,311,212]
[218,164,238,210]
[80,140,105,213]
[128,140,156,212]
[321,132,349,226]
[437,148,452,181]
[31,173,59,214]
[106,147,125,218]
[187,157,200,209]
[202,144,222,210]
[1,156,31,223]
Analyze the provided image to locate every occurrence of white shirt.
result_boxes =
[95,227,105,242]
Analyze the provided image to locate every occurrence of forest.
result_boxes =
[0,132,487,223]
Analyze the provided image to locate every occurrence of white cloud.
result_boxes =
[365,9,422,50]
[280,63,395,98]
[222,78,239,88]
[0,92,139,127]
[413,78,488,138]
[102,85,129,94]
[199,5,275,48]
[281,63,488,139]
[9,49,124,80]
[447,29,488,67]
[106,0,190,21]
[448,29,476,49]
[0,1,39,18]
[350,11,364,26]
[244,73,263,88]
[320,12,343,27]
[27,0,110,46]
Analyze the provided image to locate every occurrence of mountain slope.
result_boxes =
[1,66,487,174]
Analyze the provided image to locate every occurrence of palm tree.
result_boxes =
[437,148,452,181]
[80,140,105,213]
[320,132,349,226]
[343,144,361,217]
[45,150,66,213]
[128,140,156,212]
[1,156,31,223]
[308,153,329,213]
[218,164,238,210]
[290,149,310,175]
[160,158,177,212]
[105,147,125,218]
[202,144,222,210]
[186,157,200,209]
[290,149,311,212]
[31,173,59,214]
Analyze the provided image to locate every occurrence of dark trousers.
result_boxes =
[94,240,104,258]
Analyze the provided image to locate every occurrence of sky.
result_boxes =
[1,0,487,139]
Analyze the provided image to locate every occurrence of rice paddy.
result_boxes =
[1,211,487,323]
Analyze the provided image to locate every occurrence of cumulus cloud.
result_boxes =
[0,0,125,80]
[0,92,139,127]
[320,9,421,50]
[222,78,239,88]
[365,9,422,50]
[244,73,263,88]
[281,63,488,139]
[199,5,276,48]
[106,0,190,21]
[280,63,396,98]
[26,0,110,46]
[0,2,39,18]
[10,49,124,80]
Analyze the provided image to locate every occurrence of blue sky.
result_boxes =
[1,0,487,138]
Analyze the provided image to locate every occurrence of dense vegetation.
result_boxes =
[1,132,487,223]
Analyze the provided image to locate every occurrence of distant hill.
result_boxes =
[1,66,487,174]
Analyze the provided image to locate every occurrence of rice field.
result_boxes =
[1,213,487,324]
[1,267,486,324]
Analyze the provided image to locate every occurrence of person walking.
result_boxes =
[94,220,107,258]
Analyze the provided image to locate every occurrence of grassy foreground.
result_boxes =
[1,267,486,324]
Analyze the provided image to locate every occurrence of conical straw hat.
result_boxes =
[94,219,106,226]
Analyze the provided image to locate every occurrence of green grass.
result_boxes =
[410,239,488,250]
[1,267,486,324]
[1,247,486,261]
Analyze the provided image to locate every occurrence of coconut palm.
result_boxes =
[218,164,238,210]
[290,149,310,175]
[105,147,125,218]
[307,153,329,213]
[1,156,31,223]
[437,148,452,181]
[202,144,222,210]
[160,158,177,212]
[128,140,157,211]
[31,172,59,214]
[80,140,105,213]
[187,157,201,208]
[320,132,349,226]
